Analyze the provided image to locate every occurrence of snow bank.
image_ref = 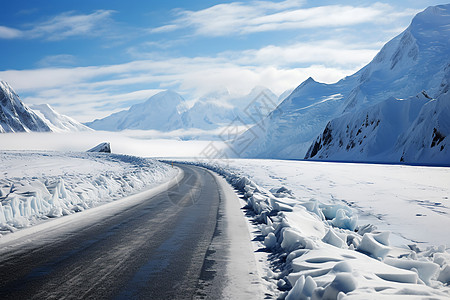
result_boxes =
[186,160,450,299]
[0,151,176,234]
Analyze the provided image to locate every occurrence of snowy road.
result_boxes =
[0,164,262,299]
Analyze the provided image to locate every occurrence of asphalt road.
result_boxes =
[0,164,225,299]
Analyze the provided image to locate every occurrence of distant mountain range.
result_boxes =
[85,86,280,131]
[1,4,448,166]
[0,80,90,133]
[231,4,450,165]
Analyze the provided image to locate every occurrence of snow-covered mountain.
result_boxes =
[32,104,92,132]
[86,87,279,132]
[397,90,449,165]
[86,90,188,131]
[232,4,450,160]
[0,81,51,133]
[304,90,449,164]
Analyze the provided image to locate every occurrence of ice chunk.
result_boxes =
[299,198,325,220]
[322,229,346,248]
[281,228,315,252]
[371,231,390,246]
[384,257,440,284]
[285,275,305,300]
[303,276,317,298]
[331,208,357,231]
[264,232,277,249]
[357,232,390,259]
[322,273,357,299]
[320,203,352,220]
[437,264,450,284]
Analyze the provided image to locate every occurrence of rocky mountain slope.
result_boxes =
[232,4,450,162]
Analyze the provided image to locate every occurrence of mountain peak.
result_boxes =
[414,4,450,24]
[31,103,92,132]
[303,77,317,85]
[88,89,187,131]
[233,4,450,161]
[0,81,51,133]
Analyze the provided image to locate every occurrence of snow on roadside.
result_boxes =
[185,160,450,299]
[0,151,177,234]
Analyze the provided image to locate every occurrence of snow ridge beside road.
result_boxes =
[186,161,450,299]
[0,151,177,234]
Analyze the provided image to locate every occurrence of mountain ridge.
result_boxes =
[0,81,52,133]
[86,87,279,132]
[230,4,450,161]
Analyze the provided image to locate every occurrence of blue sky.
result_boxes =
[0,0,444,121]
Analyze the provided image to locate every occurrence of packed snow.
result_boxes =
[184,158,450,299]
[0,151,177,233]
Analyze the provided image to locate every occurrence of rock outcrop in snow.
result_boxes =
[0,81,51,133]
[87,142,111,153]
[31,104,93,132]
[232,4,450,162]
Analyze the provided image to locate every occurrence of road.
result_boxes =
[0,164,262,299]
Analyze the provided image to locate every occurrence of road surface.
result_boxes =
[0,164,263,299]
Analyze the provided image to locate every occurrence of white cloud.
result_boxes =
[37,54,77,67]
[0,10,116,40]
[149,24,179,33]
[150,1,414,37]
[0,47,365,122]
[24,87,164,122]
[223,41,379,68]
[0,26,23,39]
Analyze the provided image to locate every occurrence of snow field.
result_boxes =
[187,160,450,299]
[0,151,177,234]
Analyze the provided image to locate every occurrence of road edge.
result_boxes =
[0,166,184,248]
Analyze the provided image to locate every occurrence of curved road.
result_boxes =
[0,164,241,299]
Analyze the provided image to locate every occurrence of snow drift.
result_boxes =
[187,160,450,299]
[0,151,176,233]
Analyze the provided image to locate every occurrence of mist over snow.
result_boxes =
[0,131,224,158]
